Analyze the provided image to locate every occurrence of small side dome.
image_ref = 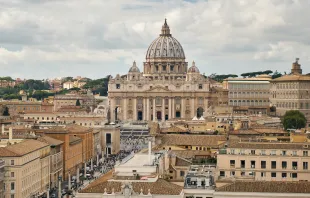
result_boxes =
[129,61,140,73]
[188,61,200,73]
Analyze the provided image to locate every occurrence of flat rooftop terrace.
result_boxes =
[119,154,157,167]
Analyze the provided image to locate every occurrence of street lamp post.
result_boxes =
[58,176,62,198]
[46,186,50,198]
[68,171,71,190]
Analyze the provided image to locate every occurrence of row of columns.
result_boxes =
[145,63,187,74]
[120,97,200,121]
[110,97,207,121]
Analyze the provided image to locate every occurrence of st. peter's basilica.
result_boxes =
[108,19,227,122]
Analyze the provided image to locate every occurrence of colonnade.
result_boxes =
[110,97,201,121]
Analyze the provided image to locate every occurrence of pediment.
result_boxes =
[146,85,170,92]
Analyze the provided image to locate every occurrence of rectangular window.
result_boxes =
[251,160,255,168]
[198,84,203,89]
[11,182,15,190]
[271,161,277,169]
[261,150,266,155]
[282,172,287,178]
[303,151,308,156]
[303,162,308,170]
[11,172,14,177]
[292,151,297,156]
[261,172,266,177]
[282,161,287,169]
[240,160,245,168]
[292,161,298,170]
[282,150,287,156]
[10,160,14,165]
[220,171,225,177]
[271,172,276,178]
[271,150,276,155]
[230,160,235,168]
[231,149,235,154]
[261,161,266,169]
[251,150,255,155]
[291,173,298,178]
[180,171,185,177]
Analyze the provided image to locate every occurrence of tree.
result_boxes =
[82,77,109,96]
[282,110,307,130]
[61,76,74,83]
[208,74,238,82]
[76,99,81,106]
[3,106,10,116]
[272,70,283,79]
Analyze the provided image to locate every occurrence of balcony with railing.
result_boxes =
[219,149,227,154]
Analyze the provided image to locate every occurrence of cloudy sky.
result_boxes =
[0,0,310,79]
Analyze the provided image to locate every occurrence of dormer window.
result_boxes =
[116,84,120,89]
[199,84,203,89]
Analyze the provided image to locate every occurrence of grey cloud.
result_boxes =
[0,0,310,79]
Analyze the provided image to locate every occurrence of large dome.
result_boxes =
[145,19,185,60]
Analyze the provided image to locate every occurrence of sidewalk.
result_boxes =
[80,170,105,189]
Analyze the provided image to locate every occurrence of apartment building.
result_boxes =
[0,159,4,198]
[223,74,271,115]
[100,125,120,155]
[0,139,50,198]
[38,136,64,189]
[0,101,42,115]
[217,140,310,182]
[53,93,96,111]
[44,127,83,180]
[270,59,310,120]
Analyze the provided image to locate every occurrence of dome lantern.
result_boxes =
[160,18,171,36]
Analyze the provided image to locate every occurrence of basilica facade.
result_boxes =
[108,19,225,122]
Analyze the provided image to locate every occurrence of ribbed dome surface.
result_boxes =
[145,19,185,60]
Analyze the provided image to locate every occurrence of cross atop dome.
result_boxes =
[160,18,171,36]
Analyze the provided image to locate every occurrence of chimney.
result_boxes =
[148,141,152,165]
[9,127,13,142]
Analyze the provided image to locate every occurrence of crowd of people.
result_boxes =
[120,135,153,152]
[99,136,152,174]
[67,135,153,194]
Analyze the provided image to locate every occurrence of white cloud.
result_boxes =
[0,0,310,78]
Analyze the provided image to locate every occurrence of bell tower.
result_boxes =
[291,58,302,75]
